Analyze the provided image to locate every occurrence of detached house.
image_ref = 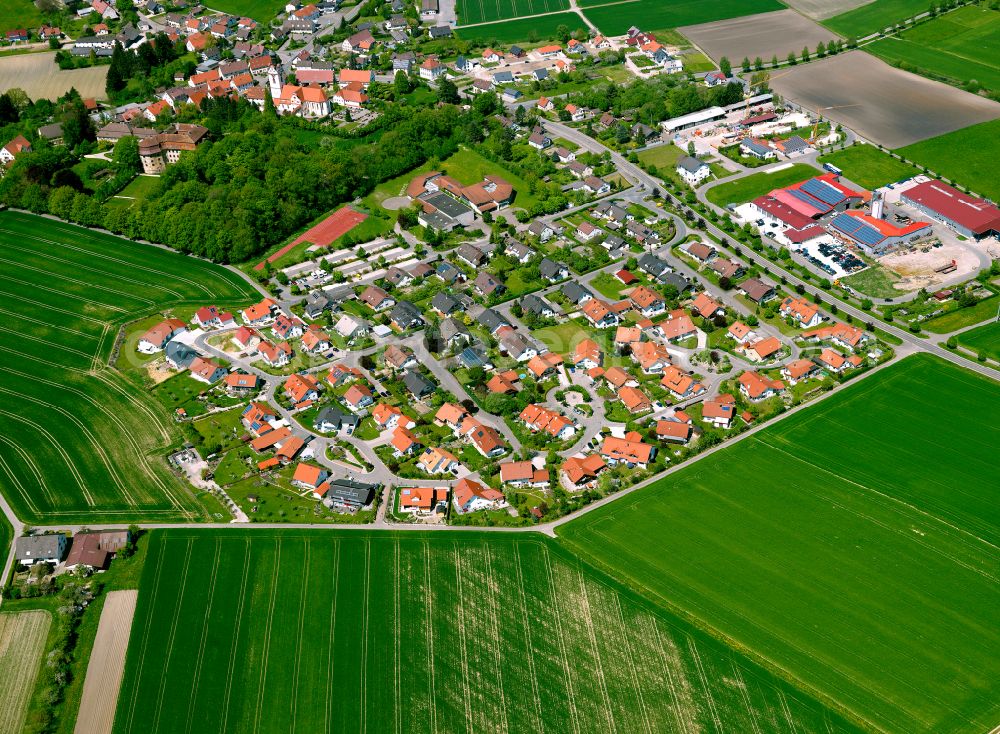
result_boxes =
[600,432,655,468]
[738,371,785,402]
[581,298,619,329]
[780,296,822,329]
[452,477,507,513]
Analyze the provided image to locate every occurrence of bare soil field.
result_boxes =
[0,610,51,734]
[0,52,107,101]
[74,590,138,734]
[880,240,981,290]
[783,0,874,20]
[679,10,839,63]
[770,51,1000,148]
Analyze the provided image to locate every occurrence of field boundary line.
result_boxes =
[325,539,341,734]
[393,540,401,734]
[290,539,311,732]
[512,544,544,734]
[151,539,194,732]
[452,542,475,733]
[253,538,282,734]
[483,545,510,734]
[422,541,438,734]
[610,592,653,734]
[185,540,222,734]
[577,566,617,734]
[541,546,580,734]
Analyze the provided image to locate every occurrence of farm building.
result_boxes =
[900,180,1000,240]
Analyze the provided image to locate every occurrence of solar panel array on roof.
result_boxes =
[801,178,845,207]
[831,213,883,246]
[788,187,832,214]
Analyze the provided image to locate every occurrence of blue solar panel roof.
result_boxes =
[801,178,845,207]
[831,213,883,245]
[788,187,831,213]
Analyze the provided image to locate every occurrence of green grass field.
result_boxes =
[580,0,782,36]
[865,6,1000,91]
[705,163,816,206]
[114,529,859,734]
[0,211,258,524]
[457,0,570,27]
[637,143,684,169]
[0,1,44,34]
[559,354,1000,734]
[195,0,286,20]
[456,12,585,43]
[817,145,921,189]
[842,264,906,298]
[922,294,1000,333]
[896,118,1000,201]
[822,0,928,37]
[956,319,1000,361]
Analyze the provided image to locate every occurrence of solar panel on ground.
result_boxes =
[788,187,831,213]
[801,178,845,207]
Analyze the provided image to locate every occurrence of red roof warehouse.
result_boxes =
[901,179,1000,239]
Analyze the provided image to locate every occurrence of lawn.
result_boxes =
[456,13,585,43]
[636,143,683,170]
[559,354,1000,734]
[817,144,921,189]
[192,0,286,20]
[441,145,541,210]
[865,6,1000,92]
[457,0,569,25]
[895,118,1000,201]
[579,0,783,36]
[109,174,162,207]
[822,0,929,37]
[0,610,51,734]
[705,163,816,206]
[114,528,858,734]
[0,211,258,524]
[922,294,1000,333]
[956,319,1000,361]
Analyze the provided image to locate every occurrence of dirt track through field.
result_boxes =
[75,590,138,734]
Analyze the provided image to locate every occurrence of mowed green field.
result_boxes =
[583,0,783,37]
[457,13,584,42]
[457,0,570,27]
[865,6,1000,91]
[896,118,1000,202]
[705,163,816,206]
[114,529,859,734]
[193,0,286,20]
[559,354,1000,734]
[822,0,928,37]
[956,320,1000,362]
[817,144,920,189]
[0,0,44,34]
[0,211,257,523]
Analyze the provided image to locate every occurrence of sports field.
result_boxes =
[865,6,1000,91]
[817,144,920,189]
[0,211,258,523]
[896,118,1000,202]
[956,320,1000,362]
[822,0,928,37]
[457,0,570,28]
[559,354,1000,734]
[0,610,51,734]
[114,529,858,734]
[704,163,815,206]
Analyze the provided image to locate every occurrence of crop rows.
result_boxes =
[114,530,857,734]
[0,212,257,523]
